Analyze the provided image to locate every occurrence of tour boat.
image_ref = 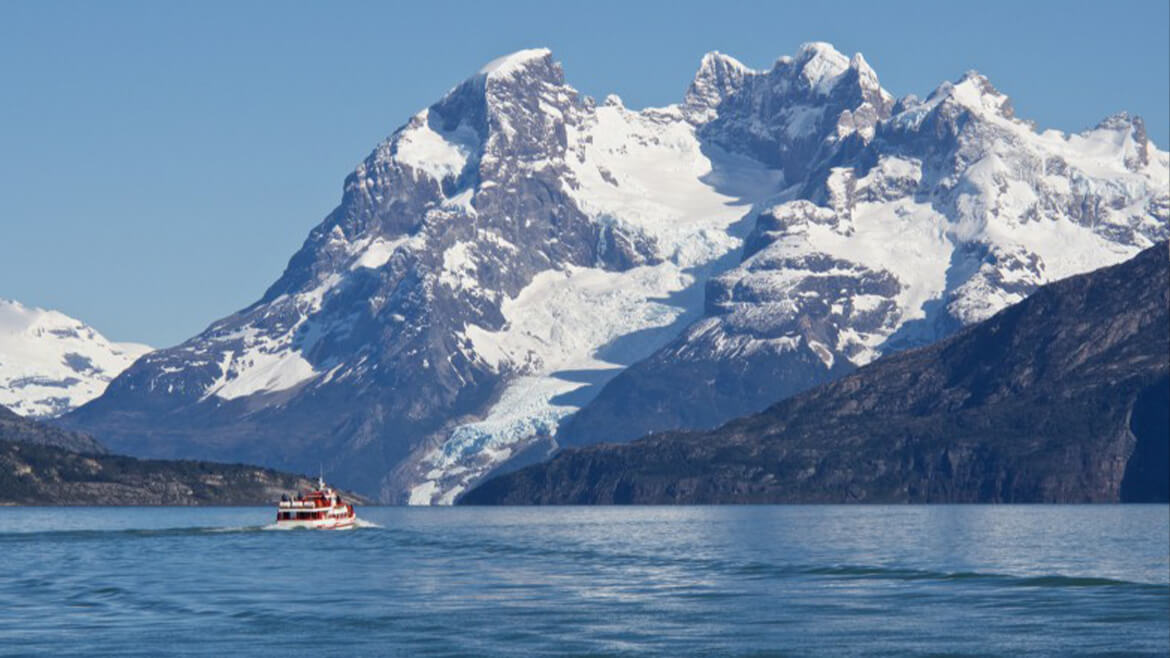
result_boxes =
[274,477,356,530]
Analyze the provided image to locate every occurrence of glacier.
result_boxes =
[60,43,1168,504]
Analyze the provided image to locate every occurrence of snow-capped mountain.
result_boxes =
[0,299,151,418]
[65,48,783,498]
[64,44,1169,503]
[563,59,1168,448]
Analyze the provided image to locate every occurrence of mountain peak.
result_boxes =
[685,50,753,119]
[697,50,751,75]
[794,41,851,94]
[796,41,846,59]
[1096,111,1148,142]
[1093,112,1153,169]
[849,52,881,91]
[0,299,150,418]
[914,70,1015,121]
[477,48,554,80]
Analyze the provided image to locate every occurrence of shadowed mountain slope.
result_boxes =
[462,243,1170,504]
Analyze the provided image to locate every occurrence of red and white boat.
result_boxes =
[274,477,356,530]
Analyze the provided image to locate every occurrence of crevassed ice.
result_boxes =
[408,102,785,504]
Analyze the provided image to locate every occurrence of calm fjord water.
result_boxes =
[0,506,1166,656]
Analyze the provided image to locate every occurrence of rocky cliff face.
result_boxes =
[63,44,1168,503]
[461,243,1170,505]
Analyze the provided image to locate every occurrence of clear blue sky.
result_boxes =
[2,0,1167,347]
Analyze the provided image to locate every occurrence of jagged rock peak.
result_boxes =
[698,50,752,73]
[602,93,624,107]
[1091,112,1155,170]
[925,70,1016,120]
[849,52,881,91]
[793,41,852,94]
[476,48,555,80]
[1097,111,1151,146]
[765,43,891,110]
[1098,111,1144,131]
[684,51,754,120]
[424,47,566,121]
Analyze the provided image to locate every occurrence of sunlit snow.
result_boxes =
[393,109,480,182]
[409,98,785,504]
[0,299,151,417]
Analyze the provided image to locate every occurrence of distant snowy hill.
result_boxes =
[0,299,150,417]
[63,44,1169,503]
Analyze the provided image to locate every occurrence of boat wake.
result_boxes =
[0,519,385,540]
[206,525,268,534]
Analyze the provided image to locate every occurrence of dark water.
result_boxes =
[0,506,1166,656]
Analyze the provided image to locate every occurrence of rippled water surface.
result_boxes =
[0,506,1166,656]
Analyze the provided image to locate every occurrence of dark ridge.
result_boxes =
[0,438,370,506]
[0,404,107,454]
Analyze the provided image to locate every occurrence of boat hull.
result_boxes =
[273,517,356,530]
